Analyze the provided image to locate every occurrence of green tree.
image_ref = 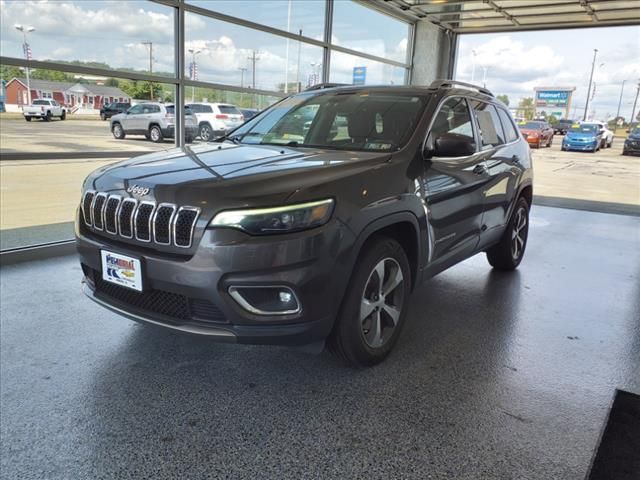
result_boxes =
[104,78,119,87]
[547,115,558,125]
[518,97,535,120]
[0,65,24,80]
[497,94,509,106]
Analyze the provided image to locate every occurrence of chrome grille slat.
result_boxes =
[81,191,199,248]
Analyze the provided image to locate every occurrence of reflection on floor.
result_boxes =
[1,206,639,479]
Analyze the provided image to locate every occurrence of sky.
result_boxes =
[455,25,640,121]
[0,0,409,91]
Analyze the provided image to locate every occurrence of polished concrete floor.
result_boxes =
[1,206,639,479]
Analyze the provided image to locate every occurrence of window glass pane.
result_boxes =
[187,0,325,40]
[0,1,175,78]
[332,0,409,63]
[497,108,519,143]
[430,97,474,142]
[472,102,505,147]
[0,66,175,250]
[329,51,407,85]
[186,12,323,93]
[218,105,242,115]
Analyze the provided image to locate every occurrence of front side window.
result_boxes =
[497,108,519,143]
[231,91,429,152]
[426,96,476,157]
[472,102,505,147]
[127,104,144,115]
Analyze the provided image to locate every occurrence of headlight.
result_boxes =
[210,198,334,235]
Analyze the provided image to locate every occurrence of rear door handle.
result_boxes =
[473,164,489,176]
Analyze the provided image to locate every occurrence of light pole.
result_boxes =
[583,49,598,121]
[15,24,35,106]
[141,41,154,100]
[188,48,201,102]
[616,80,626,120]
[631,81,640,127]
[471,49,477,83]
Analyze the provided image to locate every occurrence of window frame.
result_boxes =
[424,94,480,161]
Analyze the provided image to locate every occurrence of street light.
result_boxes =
[15,24,35,106]
[471,49,477,83]
[188,48,201,103]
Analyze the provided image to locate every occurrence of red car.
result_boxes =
[518,120,554,148]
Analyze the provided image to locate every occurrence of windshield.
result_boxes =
[229,91,429,151]
[631,127,640,135]
[519,121,544,130]
[32,100,49,105]
[219,105,241,115]
[569,124,598,134]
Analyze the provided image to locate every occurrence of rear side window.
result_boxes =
[471,102,505,147]
[497,108,519,143]
[218,105,241,115]
[165,106,175,114]
[200,105,213,113]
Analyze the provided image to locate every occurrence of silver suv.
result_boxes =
[110,103,198,143]
[186,103,244,141]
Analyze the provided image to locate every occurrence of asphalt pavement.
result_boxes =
[1,206,639,479]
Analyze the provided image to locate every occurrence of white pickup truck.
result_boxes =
[23,99,66,122]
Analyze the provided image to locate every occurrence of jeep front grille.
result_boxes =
[81,190,200,248]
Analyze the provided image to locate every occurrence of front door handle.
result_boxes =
[473,164,489,176]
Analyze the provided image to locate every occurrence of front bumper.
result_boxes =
[76,217,355,346]
[563,138,598,151]
[623,141,640,155]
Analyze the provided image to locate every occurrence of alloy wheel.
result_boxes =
[511,207,527,260]
[200,124,212,141]
[113,124,123,138]
[150,127,160,142]
[360,257,405,348]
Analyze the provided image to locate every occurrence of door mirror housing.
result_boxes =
[425,133,476,159]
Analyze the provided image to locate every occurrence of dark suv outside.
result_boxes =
[100,102,131,121]
[76,80,533,366]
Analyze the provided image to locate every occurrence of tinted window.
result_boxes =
[430,96,474,142]
[497,108,519,143]
[33,100,50,105]
[218,105,241,115]
[165,106,175,114]
[200,105,213,113]
[519,121,544,130]
[471,102,505,147]
[569,124,598,133]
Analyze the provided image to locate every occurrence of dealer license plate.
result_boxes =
[100,250,143,292]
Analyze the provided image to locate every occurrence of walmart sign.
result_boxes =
[535,90,570,107]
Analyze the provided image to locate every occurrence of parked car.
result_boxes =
[622,126,640,156]
[518,120,554,148]
[100,102,131,121]
[239,108,260,121]
[583,120,614,148]
[110,103,198,143]
[186,103,244,141]
[552,119,574,135]
[562,123,604,152]
[23,99,66,121]
[77,80,533,366]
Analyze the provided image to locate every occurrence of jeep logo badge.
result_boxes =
[127,185,150,197]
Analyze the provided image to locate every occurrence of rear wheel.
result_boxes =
[328,236,411,367]
[607,137,613,148]
[60,110,66,120]
[486,197,530,271]
[149,125,163,143]
[199,123,213,141]
[112,123,125,139]
[25,116,32,122]
[100,112,106,121]
[44,111,52,122]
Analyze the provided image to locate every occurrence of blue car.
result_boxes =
[562,123,604,152]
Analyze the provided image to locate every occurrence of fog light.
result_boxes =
[228,286,301,315]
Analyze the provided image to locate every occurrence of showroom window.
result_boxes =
[0,0,414,252]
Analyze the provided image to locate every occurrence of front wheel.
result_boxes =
[25,116,32,122]
[44,111,52,122]
[328,236,411,367]
[112,123,125,139]
[607,138,613,148]
[100,112,106,121]
[486,197,530,271]
[60,110,66,120]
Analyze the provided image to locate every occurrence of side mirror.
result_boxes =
[425,133,476,158]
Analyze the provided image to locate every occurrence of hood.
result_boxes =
[628,131,640,140]
[84,142,388,210]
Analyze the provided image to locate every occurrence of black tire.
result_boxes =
[60,110,66,120]
[25,116,32,122]
[328,236,411,367]
[547,136,553,147]
[199,123,213,141]
[112,122,125,139]
[149,125,163,143]
[100,112,106,121]
[607,138,613,148]
[486,197,530,271]
[44,111,52,122]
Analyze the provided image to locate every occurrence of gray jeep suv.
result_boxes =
[77,80,533,366]
[110,102,198,143]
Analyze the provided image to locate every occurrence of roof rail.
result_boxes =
[429,79,494,97]
[304,83,349,91]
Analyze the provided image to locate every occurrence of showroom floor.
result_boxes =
[1,206,639,480]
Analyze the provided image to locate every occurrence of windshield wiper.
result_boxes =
[214,132,241,144]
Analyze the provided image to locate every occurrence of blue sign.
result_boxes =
[352,66,366,85]
[536,90,570,107]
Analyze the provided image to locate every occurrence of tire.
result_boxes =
[547,136,553,147]
[60,110,66,120]
[486,197,530,271]
[185,135,194,144]
[328,236,411,367]
[112,122,125,139]
[100,113,106,121]
[44,111,52,122]
[149,125,163,143]
[25,116,32,122]
[199,123,213,142]
[607,138,613,148]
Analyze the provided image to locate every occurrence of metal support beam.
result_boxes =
[175,0,185,148]
[322,0,334,83]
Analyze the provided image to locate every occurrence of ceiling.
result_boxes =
[376,0,640,33]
